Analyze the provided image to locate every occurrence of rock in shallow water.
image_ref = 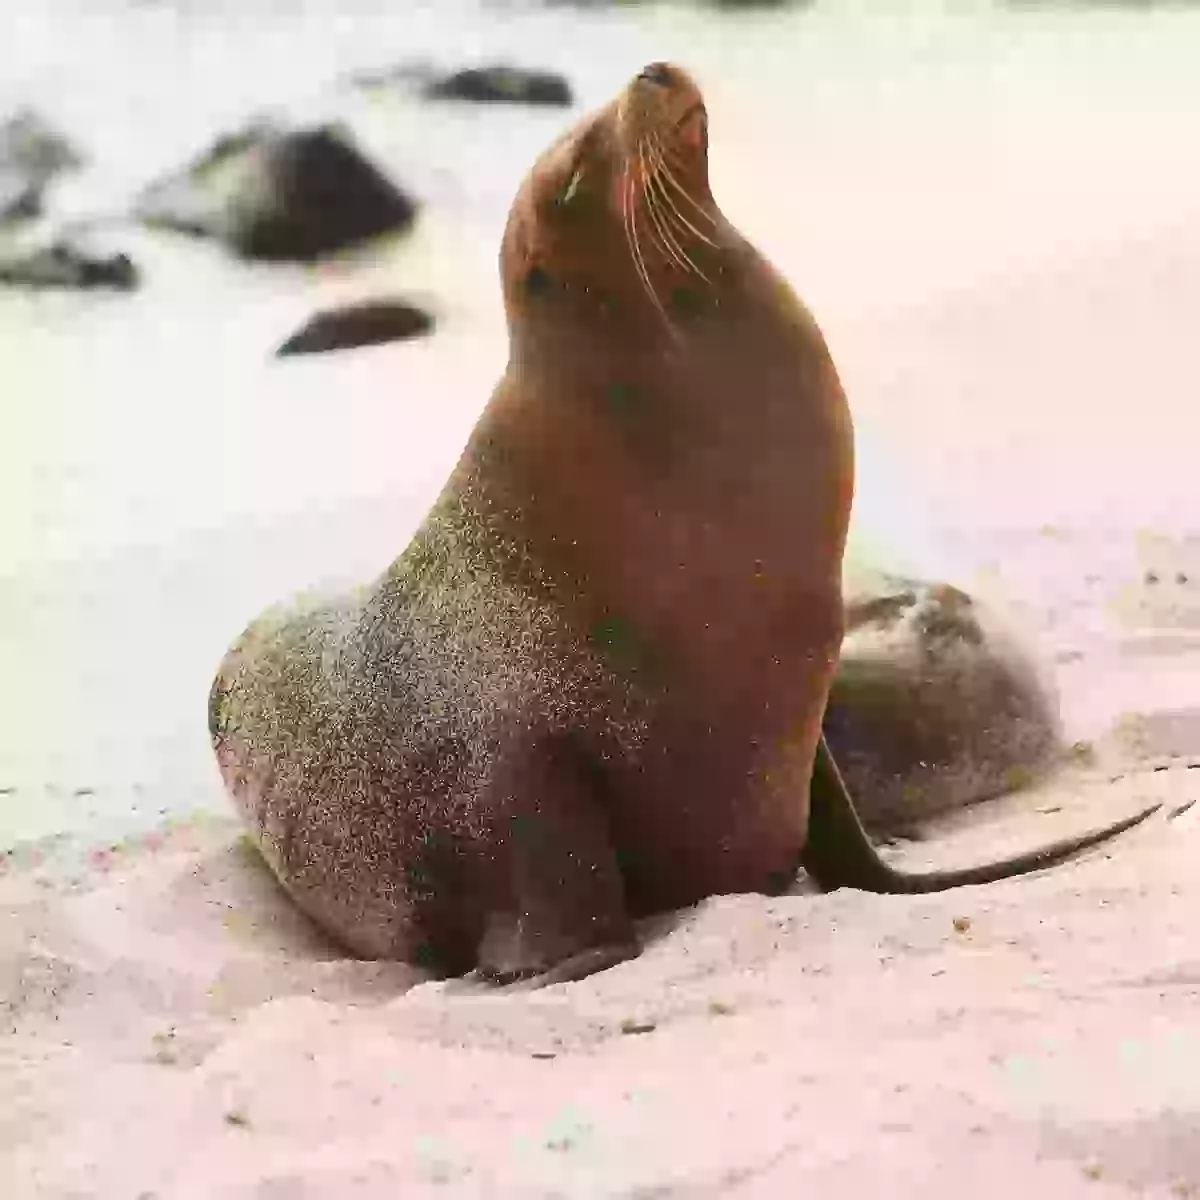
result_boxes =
[136,123,418,263]
[0,109,83,226]
[824,574,1063,838]
[0,236,138,291]
[422,66,573,108]
[275,299,435,357]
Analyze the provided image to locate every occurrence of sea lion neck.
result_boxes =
[450,345,851,707]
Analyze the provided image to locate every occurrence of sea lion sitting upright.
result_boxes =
[209,62,1161,987]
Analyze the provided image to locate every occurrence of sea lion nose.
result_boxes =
[637,62,673,88]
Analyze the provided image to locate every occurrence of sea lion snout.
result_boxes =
[624,61,704,124]
[636,62,674,88]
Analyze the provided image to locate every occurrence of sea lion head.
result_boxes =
[488,60,853,586]
[499,62,726,352]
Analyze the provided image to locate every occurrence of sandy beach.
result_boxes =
[5,1,1200,1195]
[5,717,1200,1196]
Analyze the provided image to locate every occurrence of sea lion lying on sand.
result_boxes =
[826,574,1063,840]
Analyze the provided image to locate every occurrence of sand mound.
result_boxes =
[3,745,1198,1198]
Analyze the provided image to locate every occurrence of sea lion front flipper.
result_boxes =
[474,733,640,986]
[802,734,1162,895]
[476,943,642,992]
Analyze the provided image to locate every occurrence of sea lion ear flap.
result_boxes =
[558,166,584,207]
[551,119,606,210]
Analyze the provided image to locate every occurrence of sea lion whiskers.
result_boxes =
[638,142,707,281]
[647,134,719,248]
[621,149,671,325]
[648,150,719,254]
[632,143,675,264]
[642,146,713,284]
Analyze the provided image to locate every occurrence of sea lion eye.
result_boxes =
[524,264,551,295]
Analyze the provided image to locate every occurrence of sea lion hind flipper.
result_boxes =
[473,733,640,986]
[801,734,1162,895]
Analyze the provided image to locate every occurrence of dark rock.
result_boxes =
[422,66,573,108]
[276,298,435,357]
[0,110,83,225]
[0,236,138,291]
[823,573,1062,838]
[136,123,418,263]
[0,188,41,224]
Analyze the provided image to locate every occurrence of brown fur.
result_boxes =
[209,63,1162,987]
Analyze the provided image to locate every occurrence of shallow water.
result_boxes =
[4,0,1200,848]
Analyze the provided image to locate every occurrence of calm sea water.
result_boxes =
[4,0,1200,852]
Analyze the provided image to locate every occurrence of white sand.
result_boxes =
[4,731,1200,1197]
[6,506,1200,1200]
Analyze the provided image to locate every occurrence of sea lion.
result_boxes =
[208,62,1162,987]
[825,574,1063,839]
